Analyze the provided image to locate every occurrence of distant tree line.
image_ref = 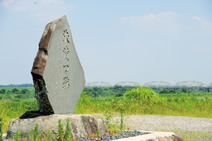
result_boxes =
[84,85,135,97]
[0,84,33,88]
[0,88,34,95]
[84,86,210,97]
[0,84,209,98]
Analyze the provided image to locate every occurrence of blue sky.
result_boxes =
[0,0,211,85]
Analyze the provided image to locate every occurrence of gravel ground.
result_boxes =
[109,115,212,140]
[123,115,212,133]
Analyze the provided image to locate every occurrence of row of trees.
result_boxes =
[84,86,209,97]
[84,85,135,97]
[0,88,32,95]
[0,84,33,88]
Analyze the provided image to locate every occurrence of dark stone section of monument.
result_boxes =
[32,73,54,115]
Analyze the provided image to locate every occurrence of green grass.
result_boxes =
[0,88,212,140]
[0,99,38,132]
[75,92,212,118]
[160,92,212,97]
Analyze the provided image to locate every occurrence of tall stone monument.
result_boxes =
[6,15,183,141]
[31,15,85,114]
[7,16,108,140]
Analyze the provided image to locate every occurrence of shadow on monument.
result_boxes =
[20,110,52,119]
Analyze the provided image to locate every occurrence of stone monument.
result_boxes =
[31,15,85,114]
[6,15,184,141]
[7,16,107,140]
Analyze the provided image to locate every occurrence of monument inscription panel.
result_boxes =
[31,16,85,114]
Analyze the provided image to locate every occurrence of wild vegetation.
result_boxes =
[0,86,212,140]
[1,85,211,99]
[0,99,38,132]
[75,88,212,118]
[0,87,35,99]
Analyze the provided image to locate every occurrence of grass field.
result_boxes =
[75,91,212,118]
[0,87,212,140]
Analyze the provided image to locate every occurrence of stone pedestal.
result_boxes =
[7,114,107,140]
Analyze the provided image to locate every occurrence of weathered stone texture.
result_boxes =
[7,114,107,140]
[31,15,85,114]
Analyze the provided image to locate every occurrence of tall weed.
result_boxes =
[104,111,113,129]
[120,108,124,132]
[57,119,73,141]
[58,119,64,141]
[14,130,20,141]
[33,123,39,141]
[47,130,51,141]
[64,118,72,141]
[0,118,2,141]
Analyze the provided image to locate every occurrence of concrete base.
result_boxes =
[7,114,107,140]
[114,131,184,141]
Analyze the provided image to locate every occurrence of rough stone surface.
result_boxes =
[31,15,85,114]
[7,114,107,140]
[113,131,184,141]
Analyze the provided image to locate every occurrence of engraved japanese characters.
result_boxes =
[31,16,85,114]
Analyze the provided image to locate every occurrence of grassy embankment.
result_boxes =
[0,87,212,140]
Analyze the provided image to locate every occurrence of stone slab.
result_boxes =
[114,131,184,141]
[31,15,85,114]
[7,114,107,140]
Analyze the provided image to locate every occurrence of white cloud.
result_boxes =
[192,16,201,21]
[121,12,212,32]
[121,12,178,23]
[0,0,13,7]
[192,16,212,27]
[120,12,181,31]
